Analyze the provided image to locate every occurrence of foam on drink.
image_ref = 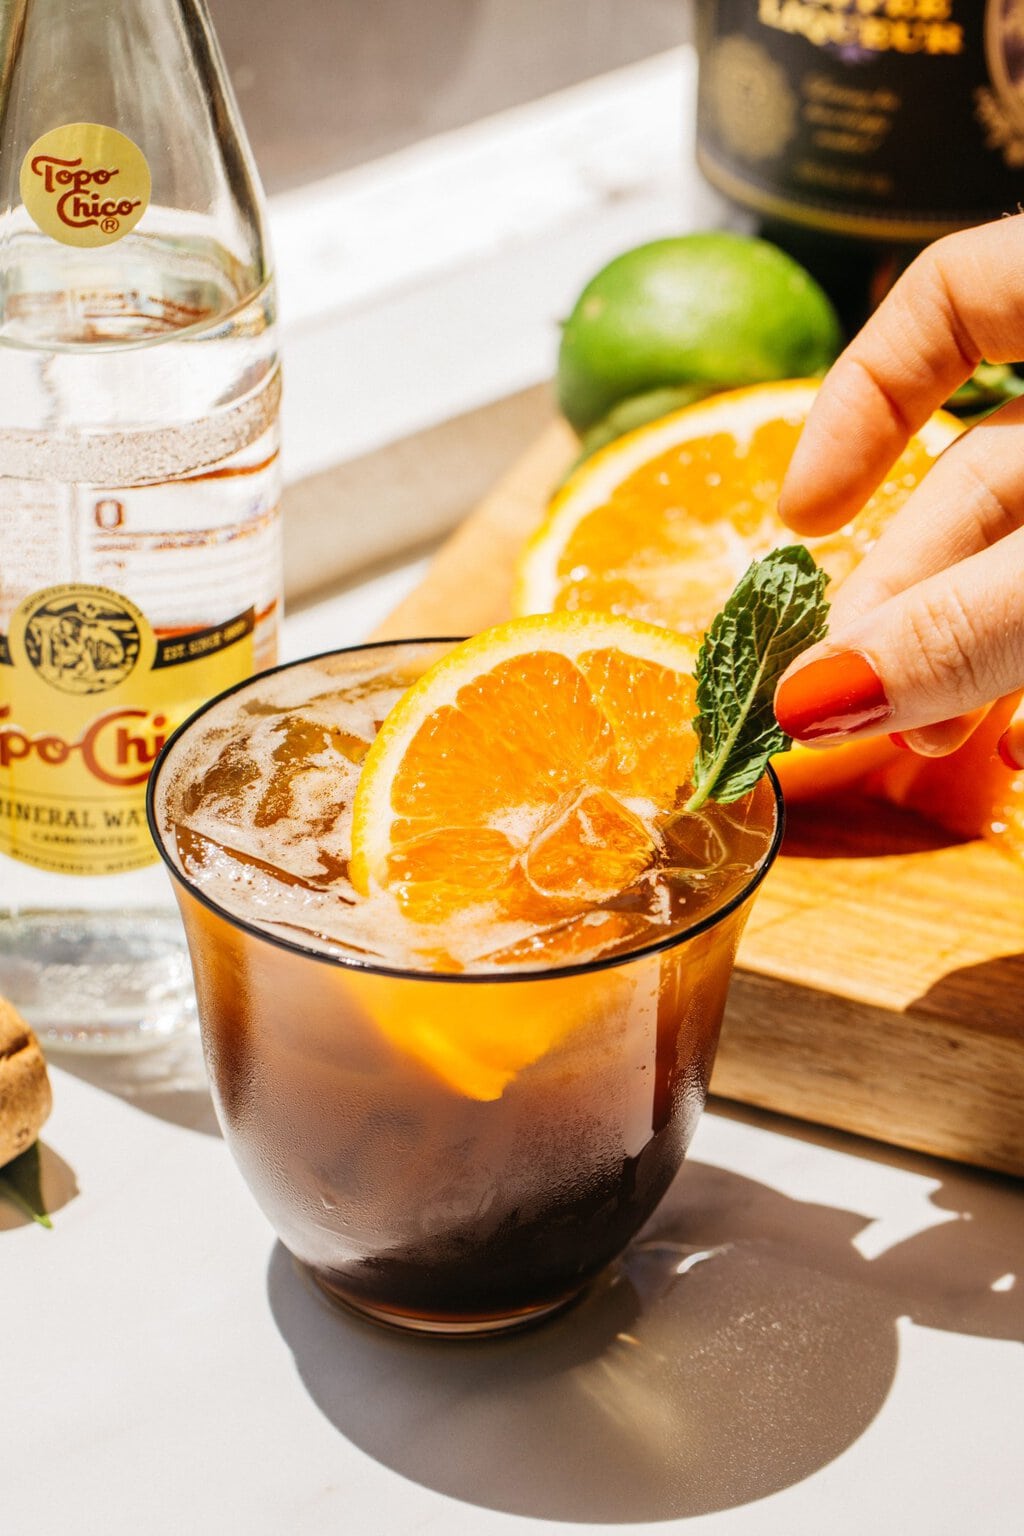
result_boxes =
[153,642,775,975]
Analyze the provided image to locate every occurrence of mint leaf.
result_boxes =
[685,546,829,810]
[0,1142,52,1229]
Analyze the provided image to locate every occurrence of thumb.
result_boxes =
[774,530,1024,745]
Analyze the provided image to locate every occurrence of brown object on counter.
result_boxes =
[373,421,1024,1178]
[0,997,52,1168]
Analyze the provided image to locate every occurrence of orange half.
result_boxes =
[514,381,963,801]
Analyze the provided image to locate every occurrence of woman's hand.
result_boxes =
[773,216,1024,769]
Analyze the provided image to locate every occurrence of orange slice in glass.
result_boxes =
[348,613,719,1100]
[350,612,701,923]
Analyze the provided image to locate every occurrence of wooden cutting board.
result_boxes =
[374,421,1024,1177]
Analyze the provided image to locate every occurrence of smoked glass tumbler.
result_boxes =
[148,641,783,1336]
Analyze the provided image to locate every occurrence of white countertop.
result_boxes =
[2,568,1022,1536]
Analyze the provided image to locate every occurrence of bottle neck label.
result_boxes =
[697,1,1024,240]
[0,585,255,876]
[19,123,151,248]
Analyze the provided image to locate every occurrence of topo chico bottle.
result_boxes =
[696,1,1024,334]
[0,0,282,1049]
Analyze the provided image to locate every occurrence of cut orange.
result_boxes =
[514,381,962,801]
[865,690,1024,852]
[989,764,1024,864]
[350,612,701,923]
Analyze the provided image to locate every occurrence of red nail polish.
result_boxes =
[775,651,893,742]
[889,732,910,751]
[997,730,1024,771]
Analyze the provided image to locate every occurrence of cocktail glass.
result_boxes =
[147,639,783,1336]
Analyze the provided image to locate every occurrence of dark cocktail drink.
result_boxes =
[148,636,781,1334]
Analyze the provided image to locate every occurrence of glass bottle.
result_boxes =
[695,1,1024,336]
[0,0,282,1050]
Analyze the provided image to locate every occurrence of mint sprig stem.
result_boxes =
[685,546,829,810]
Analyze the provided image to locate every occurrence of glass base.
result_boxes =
[310,1268,584,1337]
[0,910,196,1052]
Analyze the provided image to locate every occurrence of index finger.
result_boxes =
[778,215,1024,536]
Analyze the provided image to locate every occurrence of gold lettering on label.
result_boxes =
[798,68,899,154]
[975,87,1024,168]
[795,157,894,195]
[803,117,891,154]
[758,0,963,53]
[804,77,900,112]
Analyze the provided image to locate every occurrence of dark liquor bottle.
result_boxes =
[695,1,1024,336]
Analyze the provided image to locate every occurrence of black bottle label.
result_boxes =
[697,0,1024,240]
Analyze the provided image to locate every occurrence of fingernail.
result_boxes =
[775,651,893,742]
[889,732,910,751]
[996,729,1024,771]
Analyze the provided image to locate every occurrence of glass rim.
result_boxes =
[146,637,786,986]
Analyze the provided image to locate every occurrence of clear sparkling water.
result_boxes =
[0,228,281,1049]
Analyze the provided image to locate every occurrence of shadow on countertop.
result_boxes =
[266,1153,1022,1523]
[0,1141,78,1230]
[51,1025,222,1138]
[782,791,967,860]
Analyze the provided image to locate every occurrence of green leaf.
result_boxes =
[945,360,1024,418]
[685,546,829,810]
[0,1141,52,1228]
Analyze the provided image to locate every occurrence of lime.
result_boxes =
[577,383,713,457]
[557,233,843,433]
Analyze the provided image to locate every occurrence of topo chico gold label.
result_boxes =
[697,0,1024,242]
[0,585,254,876]
[20,123,151,248]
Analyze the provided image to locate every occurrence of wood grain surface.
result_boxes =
[374,423,1024,1176]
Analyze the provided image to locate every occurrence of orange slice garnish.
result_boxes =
[348,613,722,1100]
[350,612,700,923]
